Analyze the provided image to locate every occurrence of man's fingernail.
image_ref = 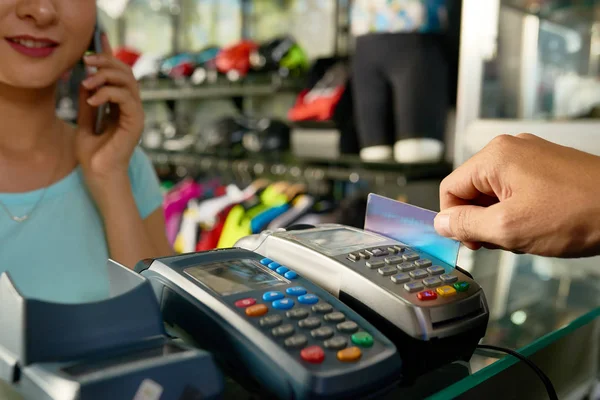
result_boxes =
[434,214,451,237]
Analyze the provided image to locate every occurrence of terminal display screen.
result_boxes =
[185,259,287,296]
[291,228,384,255]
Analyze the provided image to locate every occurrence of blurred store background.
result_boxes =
[57,1,600,397]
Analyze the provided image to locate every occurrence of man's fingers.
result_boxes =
[434,203,507,244]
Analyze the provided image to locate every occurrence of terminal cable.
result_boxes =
[476,344,558,400]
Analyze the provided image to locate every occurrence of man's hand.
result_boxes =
[434,133,600,258]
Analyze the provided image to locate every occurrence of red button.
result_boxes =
[417,290,438,301]
[235,298,256,308]
[300,345,325,364]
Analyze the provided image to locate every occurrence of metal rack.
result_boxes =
[139,78,304,102]
[147,150,452,188]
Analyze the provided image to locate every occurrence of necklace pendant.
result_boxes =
[12,215,28,223]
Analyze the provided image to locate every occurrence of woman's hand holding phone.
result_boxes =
[76,33,145,210]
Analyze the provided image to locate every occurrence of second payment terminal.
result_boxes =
[136,248,403,400]
[236,224,489,380]
[0,260,223,400]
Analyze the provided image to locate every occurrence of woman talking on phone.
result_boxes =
[0,1,172,303]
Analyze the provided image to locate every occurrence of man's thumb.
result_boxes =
[434,205,498,242]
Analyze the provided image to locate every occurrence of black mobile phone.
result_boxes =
[89,23,110,135]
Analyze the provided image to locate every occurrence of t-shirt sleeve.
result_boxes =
[128,147,164,219]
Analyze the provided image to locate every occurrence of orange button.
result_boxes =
[337,346,362,362]
[245,304,268,317]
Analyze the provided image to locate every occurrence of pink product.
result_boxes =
[166,212,183,245]
[163,179,203,220]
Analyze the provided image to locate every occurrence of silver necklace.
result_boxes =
[0,140,64,223]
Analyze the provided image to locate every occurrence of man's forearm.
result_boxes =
[93,174,160,269]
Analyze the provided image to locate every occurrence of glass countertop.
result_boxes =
[2,249,598,399]
[425,249,600,399]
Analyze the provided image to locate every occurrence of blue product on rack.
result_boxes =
[136,248,403,400]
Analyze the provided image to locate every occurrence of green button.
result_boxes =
[454,282,470,292]
[351,332,374,348]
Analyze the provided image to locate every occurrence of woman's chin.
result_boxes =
[0,75,61,90]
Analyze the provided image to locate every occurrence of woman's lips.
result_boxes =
[5,37,59,58]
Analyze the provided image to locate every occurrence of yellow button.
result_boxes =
[436,286,457,297]
[245,304,268,317]
[337,346,362,362]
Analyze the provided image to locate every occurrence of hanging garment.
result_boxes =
[267,194,315,230]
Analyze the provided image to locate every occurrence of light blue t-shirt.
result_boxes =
[0,147,164,304]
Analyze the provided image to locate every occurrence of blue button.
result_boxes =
[286,287,307,296]
[272,298,294,310]
[267,262,280,270]
[298,294,319,305]
[263,291,284,302]
[276,266,289,275]
[284,271,298,280]
[260,258,272,266]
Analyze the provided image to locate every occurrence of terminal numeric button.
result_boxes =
[415,259,433,268]
[235,298,256,308]
[273,299,295,310]
[366,248,388,257]
[267,262,280,270]
[276,266,289,275]
[286,287,307,296]
[311,326,334,340]
[337,321,358,333]
[284,271,298,280]
[312,303,333,314]
[404,282,424,293]
[347,252,360,262]
[409,269,428,279]
[427,265,445,275]
[245,304,268,317]
[417,290,438,301]
[436,286,457,297]
[440,274,458,283]
[324,312,345,323]
[298,294,319,305]
[351,332,374,347]
[423,277,442,288]
[260,314,283,328]
[384,256,404,264]
[324,336,348,350]
[299,317,321,329]
[286,309,310,320]
[272,324,295,338]
[300,345,325,364]
[366,260,385,269]
[387,247,399,254]
[403,252,420,261]
[358,251,370,259]
[378,266,398,276]
[262,291,284,302]
[454,281,470,292]
[391,273,411,284]
[337,347,362,362]
[284,334,308,348]
[393,245,406,253]
[398,262,416,272]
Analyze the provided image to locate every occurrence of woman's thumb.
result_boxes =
[434,205,500,243]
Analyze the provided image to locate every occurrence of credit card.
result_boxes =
[364,194,460,267]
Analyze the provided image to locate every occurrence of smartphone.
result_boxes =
[88,22,111,135]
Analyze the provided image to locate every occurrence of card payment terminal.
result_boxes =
[235,224,489,380]
[136,248,403,400]
[0,261,223,400]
